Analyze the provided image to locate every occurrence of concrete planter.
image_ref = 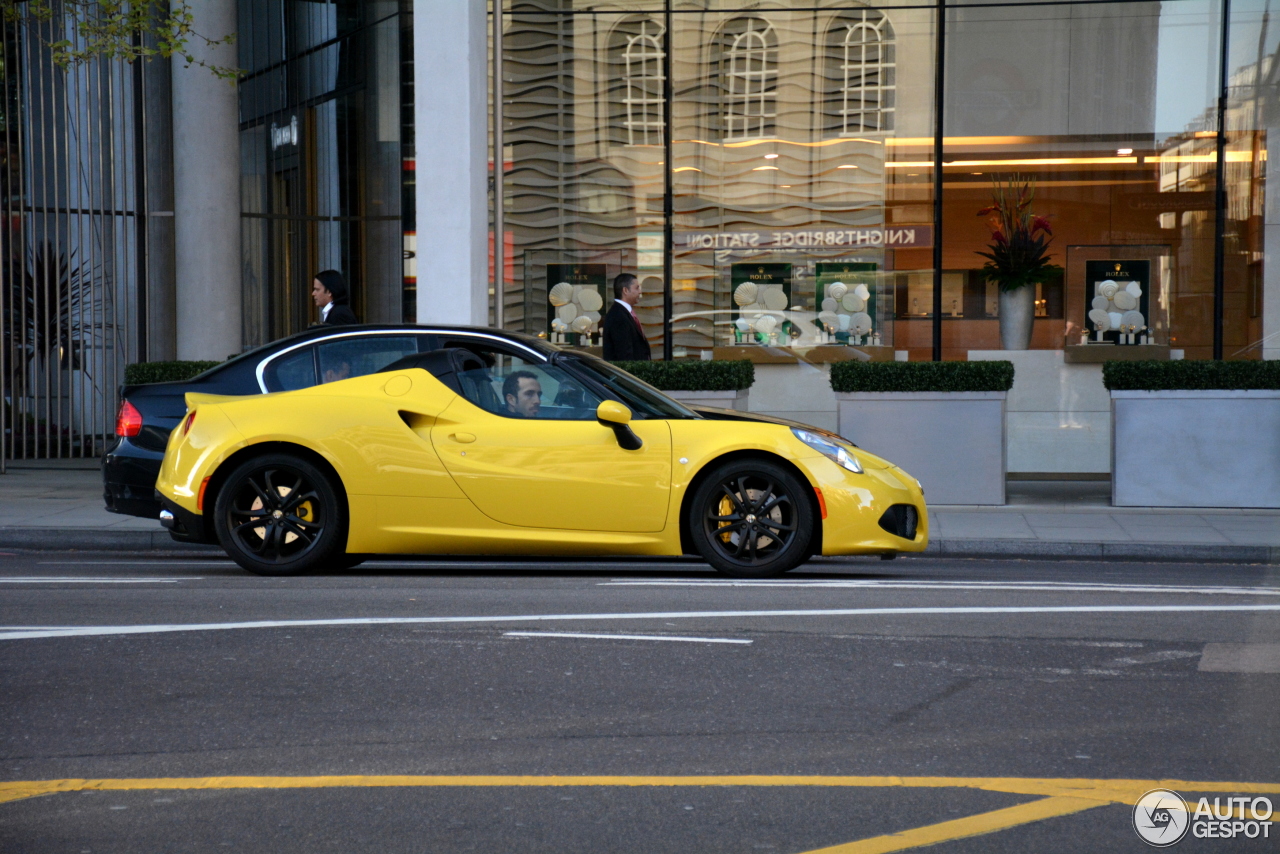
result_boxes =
[664,388,750,411]
[1112,390,1280,508]
[968,350,1109,476]
[836,391,1007,505]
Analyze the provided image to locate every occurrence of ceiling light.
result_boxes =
[752,166,778,171]
[1117,148,1133,156]
[971,172,982,175]
[837,164,858,169]
[887,157,1137,168]
[780,184,791,188]
[764,153,779,159]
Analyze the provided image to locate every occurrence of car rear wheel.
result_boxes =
[213,454,347,576]
[689,459,814,578]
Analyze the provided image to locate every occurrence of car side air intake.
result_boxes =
[878,504,919,541]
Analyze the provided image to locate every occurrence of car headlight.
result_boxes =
[792,428,863,474]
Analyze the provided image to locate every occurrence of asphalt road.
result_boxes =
[1,552,1278,853]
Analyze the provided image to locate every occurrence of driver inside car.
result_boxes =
[502,370,543,418]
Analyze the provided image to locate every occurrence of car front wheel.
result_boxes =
[213,454,347,576]
[689,459,814,578]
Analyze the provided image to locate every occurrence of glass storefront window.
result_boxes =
[931,2,1217,359]
[492,0,1268,363]
[667,6,933,359]
[238,1,407,346]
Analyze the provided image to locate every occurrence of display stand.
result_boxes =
[1063,344,1170,364]
[712,345,893,365]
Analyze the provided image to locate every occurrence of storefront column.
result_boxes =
[1265,120,1280,361]
[171,0,241,361]
[412,0,489,326]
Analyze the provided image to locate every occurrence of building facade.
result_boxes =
[1,0,1276,465]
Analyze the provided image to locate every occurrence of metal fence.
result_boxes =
[1,16,147,467]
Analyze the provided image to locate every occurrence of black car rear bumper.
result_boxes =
[102,438,164,518]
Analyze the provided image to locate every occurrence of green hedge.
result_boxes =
[830,360,1015,393]
[612,359,755,391]
[1103,359,1280,390]
[124,360,221,385]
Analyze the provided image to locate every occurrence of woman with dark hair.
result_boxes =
[312,270,359,326]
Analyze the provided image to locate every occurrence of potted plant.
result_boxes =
[612,359,754,411]
[3,242,105,454]
[977,176,1062,350]
[832,360,1015,505]
[1105,360,1280,508]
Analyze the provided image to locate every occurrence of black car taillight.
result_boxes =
[116,400,143,438]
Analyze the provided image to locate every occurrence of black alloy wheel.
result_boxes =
[689,459,814,578]
[213,454,347,576]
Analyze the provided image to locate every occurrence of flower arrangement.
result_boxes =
[976,175,1062,292]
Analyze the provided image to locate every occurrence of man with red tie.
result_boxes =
[602,273,652,361]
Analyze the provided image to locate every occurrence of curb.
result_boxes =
[0,528,219,552]
[924,539,1280,564]
[0,527,1276,563]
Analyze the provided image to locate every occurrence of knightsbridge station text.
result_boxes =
[677,227,933,250]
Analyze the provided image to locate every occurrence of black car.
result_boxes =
[103,325,565,518]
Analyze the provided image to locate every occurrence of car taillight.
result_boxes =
[116,400,143,438]
[181,410,197,436]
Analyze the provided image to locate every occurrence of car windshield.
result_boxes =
[561,355,699,420]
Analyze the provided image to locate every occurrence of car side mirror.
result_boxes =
[596,400,643,451]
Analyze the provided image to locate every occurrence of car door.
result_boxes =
[427,345,672,533]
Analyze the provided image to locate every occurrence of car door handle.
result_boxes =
[450,432,477,444]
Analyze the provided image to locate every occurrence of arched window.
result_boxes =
[829,10,895,135]
[722,18,777,141]
[619,19,665,146]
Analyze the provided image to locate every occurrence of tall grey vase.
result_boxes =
[998,286,1035,350]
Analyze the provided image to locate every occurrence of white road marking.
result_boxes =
[36,560,702,568]
[2,604,1280,641]
[38,561,234,566]
[604,580,1280,596]
[0,626,86,630]
[0,577,199,584]
[1199,643,1280,673]
[503,631,752,645]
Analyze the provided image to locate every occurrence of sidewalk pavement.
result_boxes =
[1,460,1278,562]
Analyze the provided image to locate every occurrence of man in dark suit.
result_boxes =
[312,269,359,326]
[602,273,651,361]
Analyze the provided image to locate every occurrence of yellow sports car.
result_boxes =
[155,329,927,577]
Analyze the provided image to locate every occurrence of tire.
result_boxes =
[213,453,347,576]
[689,458,815,578]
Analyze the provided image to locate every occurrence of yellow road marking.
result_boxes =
[3,774,1278,805]
[3,774,1277,852]
[795,796,1104,854]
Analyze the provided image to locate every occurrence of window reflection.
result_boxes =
[619,19,666,147]
[830,10,895,136]
[722,18,777,141]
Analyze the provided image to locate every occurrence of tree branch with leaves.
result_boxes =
[1,0,239,79]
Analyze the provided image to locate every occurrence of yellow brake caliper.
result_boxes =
[717,495,735,543]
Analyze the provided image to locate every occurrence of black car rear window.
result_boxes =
[263,347,318,391]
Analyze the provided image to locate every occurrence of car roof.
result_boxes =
[217,324,555,372]
[255,324,554,352]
